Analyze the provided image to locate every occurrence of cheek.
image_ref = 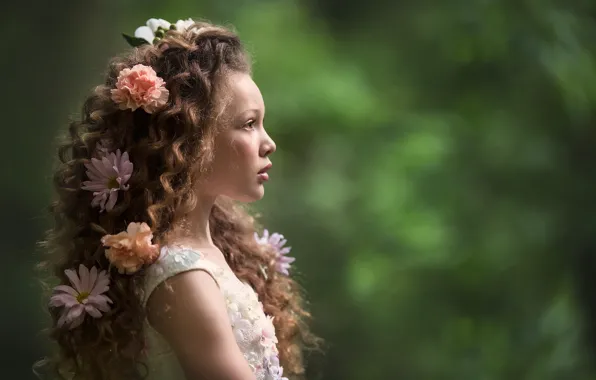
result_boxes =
[209,134,257,181]
[230,135,258,160]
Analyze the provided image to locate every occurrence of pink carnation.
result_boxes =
[110,64,169,113]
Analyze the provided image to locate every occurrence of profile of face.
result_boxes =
[200,72,276,202]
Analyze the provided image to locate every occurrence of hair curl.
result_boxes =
[34,21,320,380]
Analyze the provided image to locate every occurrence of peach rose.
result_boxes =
[110,64,169,114]
[101,222,159,274]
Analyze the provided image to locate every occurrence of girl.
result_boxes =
[35,18,318,380]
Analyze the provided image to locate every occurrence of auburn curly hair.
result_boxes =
[34,21,319,380]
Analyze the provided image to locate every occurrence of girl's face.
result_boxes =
[201,72,276,202]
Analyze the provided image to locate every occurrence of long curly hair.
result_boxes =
[34,21,319,380]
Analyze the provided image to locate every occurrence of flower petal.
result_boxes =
[49,293,77,308]
[134,26,155,43]
[175,18,196,33]
[89,266,98,288]
[126,222,141,235]
[270,233,282,246]
[97,163,114,180]
[84,160,103,178]
[68,303,85,320]
[279,256,296,264]
[91,157,112,179]
[81,182,108,192]
[69,312,86,329]
[113,149,122,164]
[91,274,110,296]
[105,190,119,211]
[92,192,109,212]
[53,285,78,297]
[119,152,133,173]
[88,295,112,312]
[64,269,82,292]
[57,310,70,328]
[85,304,102,318]
[146,18,171,32]
[78,265,91,292]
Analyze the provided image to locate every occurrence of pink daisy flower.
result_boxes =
[49,265,112,330]
[81,149,133,212]
[254,229,295,276]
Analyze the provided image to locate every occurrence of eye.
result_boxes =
[243,119,256,130]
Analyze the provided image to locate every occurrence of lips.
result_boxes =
[258,163,272,174]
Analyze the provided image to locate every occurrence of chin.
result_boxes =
[248,186,266,202]
[229,186,265,203]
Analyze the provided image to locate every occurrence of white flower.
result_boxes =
[147,18,171,31]
[175,18,196,33]
[134,18,171,44]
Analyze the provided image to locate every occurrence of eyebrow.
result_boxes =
[238,108,262,116]
[236,108,264,122]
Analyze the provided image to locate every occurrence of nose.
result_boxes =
[260,130,276,157]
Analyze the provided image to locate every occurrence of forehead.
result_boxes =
[225,72,264,114]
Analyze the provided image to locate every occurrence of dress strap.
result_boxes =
[142,245,221,308]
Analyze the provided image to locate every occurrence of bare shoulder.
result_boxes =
[146,269,255,380]
[147,269,223,334]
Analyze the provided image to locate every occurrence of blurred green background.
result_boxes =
[4,0,596,379]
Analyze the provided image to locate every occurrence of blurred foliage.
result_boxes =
[3,0,596,379]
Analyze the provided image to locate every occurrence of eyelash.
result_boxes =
[243,119,256,130]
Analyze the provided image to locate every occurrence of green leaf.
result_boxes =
[122,33,150,47]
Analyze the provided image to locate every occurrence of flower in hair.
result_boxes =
[174,18,196,33]
[102,222,160,274]
[81,149,133,212]
[49,265,112,329]
[123,18,198,47]
[110,64,169,113]
[133,18,172,44]
[255,229,295,276]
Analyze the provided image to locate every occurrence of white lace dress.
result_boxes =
[143,245,288,380]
